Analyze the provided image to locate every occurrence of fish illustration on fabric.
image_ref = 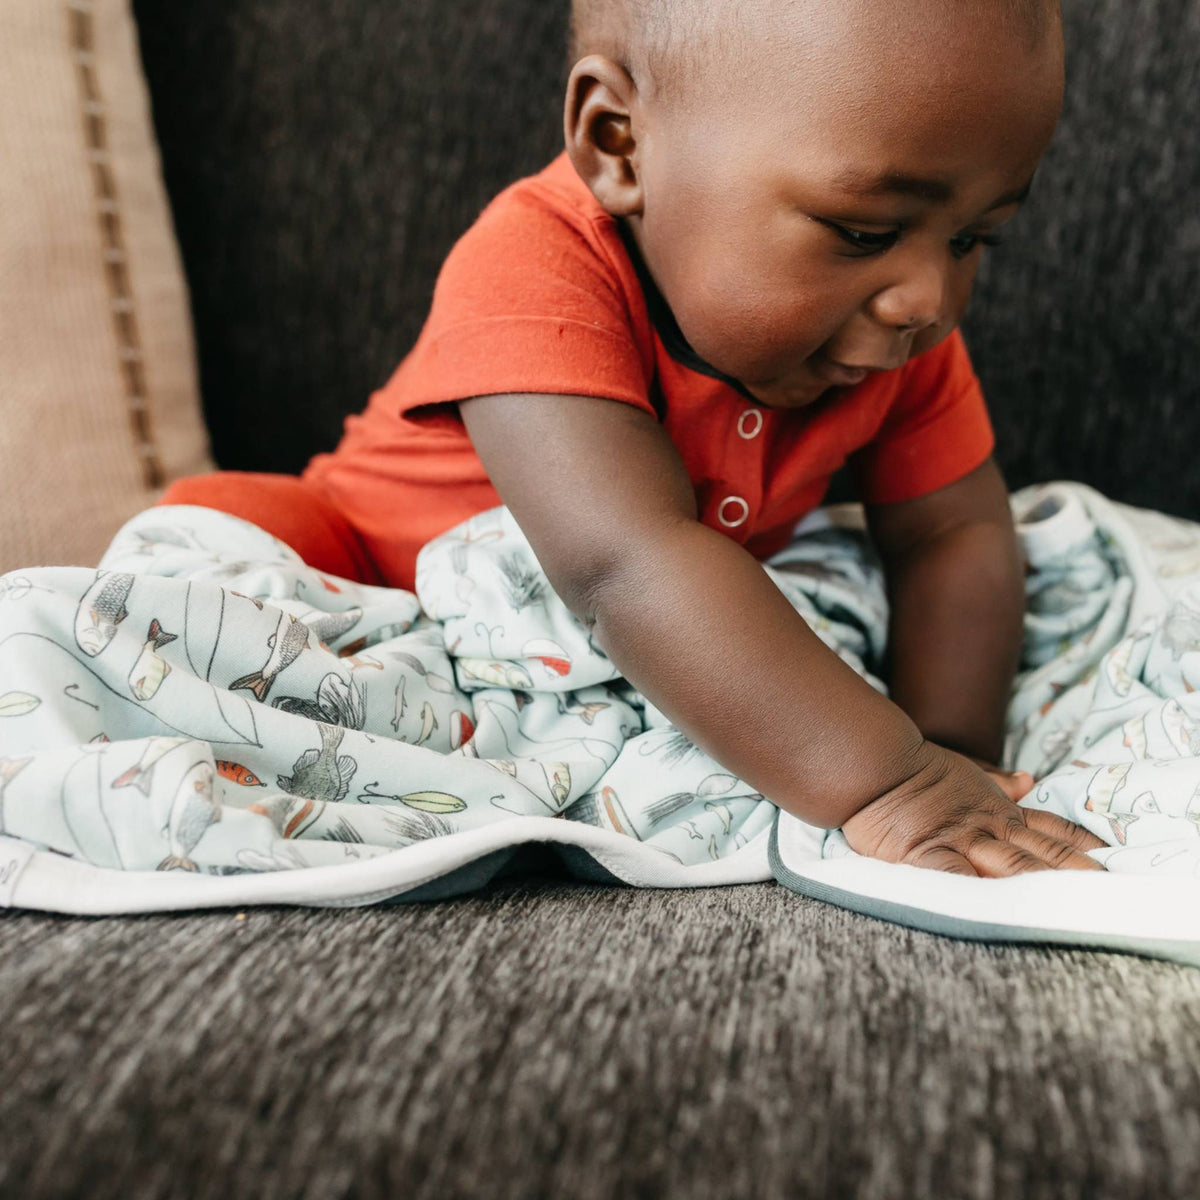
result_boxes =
[1122,713,1149,758]
[458,659,537,690]
[340,652,384,672]
[216,761,266,787]
[298,606,363,647]
[277,723,357,803]
[272,672,366,729]
[1156,557,1200,579]
[522,639,571,679]
[128,618,178,701]
[230,611,310,702]
[0,756,32,829]
[74,572,135,657]
[112,736,187,796]
[336,621,416,660]
[1038,681,1071,717]
[1033,725,1075,777]
[471,697,619,770]
[541,762,571,806]
[1083,763,1144,844]
[1161,699,1200,756]
[246,794,325,839]
[1161,601,1200,660]
[128,526,200,553]
[158,759,220,871]
[682,820,703,840]
[204,559,254,581]
[391,677,408,732]
[1103,630,1151,697]
[704,801,734,835]
[389,651,457,694]
[450,542,477,606]
[708,834,720,861]
[415,702,439,746]
[555,692,610,725]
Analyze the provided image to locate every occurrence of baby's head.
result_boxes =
[565,0,1064,408]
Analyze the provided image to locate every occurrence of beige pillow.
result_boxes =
[0,0,213,571]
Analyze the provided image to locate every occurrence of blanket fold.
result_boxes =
[3,482,1200,965]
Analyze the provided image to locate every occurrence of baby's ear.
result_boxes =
[564,55,644,218]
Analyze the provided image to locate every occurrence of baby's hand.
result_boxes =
[841,742,1106,877]
[957,753,1034,802]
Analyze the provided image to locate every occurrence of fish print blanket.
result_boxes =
[3,483,1200,965]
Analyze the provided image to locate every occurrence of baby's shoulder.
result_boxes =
[466,153,612,244]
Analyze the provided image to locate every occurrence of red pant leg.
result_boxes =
[157,471,384,585]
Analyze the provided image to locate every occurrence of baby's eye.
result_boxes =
[950,232,1004,260]
[821,221,900,256]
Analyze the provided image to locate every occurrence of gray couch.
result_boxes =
[3,1,1199,1196]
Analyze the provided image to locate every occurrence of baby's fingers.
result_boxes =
[965,838,1053,878]
[1007,822,1106,872]
[1024,808,1108,854]
[909,845,980,876]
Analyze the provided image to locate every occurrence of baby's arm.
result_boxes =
[865,458,1024,765]
[459,392,1103,874]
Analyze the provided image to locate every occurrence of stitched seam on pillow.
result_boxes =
[67,0,166,489]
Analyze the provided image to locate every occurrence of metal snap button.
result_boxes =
[718,496,750,528]
[737,409,763,439]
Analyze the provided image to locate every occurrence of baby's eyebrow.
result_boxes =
[831,171,1035,210]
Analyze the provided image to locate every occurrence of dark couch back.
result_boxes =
[133,0,1200,514]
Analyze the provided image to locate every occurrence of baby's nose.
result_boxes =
[870,258,948,332]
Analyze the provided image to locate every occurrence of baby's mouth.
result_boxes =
[809,358,871,388]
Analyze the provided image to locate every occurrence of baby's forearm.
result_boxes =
[882,519,1024,763]
[583,520,928,829]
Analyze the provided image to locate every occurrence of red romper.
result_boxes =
[161,153,996,591]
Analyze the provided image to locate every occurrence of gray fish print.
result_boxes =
[272,672,366,730]
[74,572,136,657]
[1162,602,1200,661]
[278,723,358,803]
[230,610,311,702]
[301,606,364,646]
[158,760,221,872]
[0,756,32,831]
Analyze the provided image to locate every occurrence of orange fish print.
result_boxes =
[216,760,265,787]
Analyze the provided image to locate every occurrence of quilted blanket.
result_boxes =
[3,484,1200,965]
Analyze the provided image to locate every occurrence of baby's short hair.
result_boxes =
[570,0,1060,101]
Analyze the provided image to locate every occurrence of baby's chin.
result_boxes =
[739,370,840,410]
[740,352,885,410]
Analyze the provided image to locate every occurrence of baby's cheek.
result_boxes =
[690,284,836,378]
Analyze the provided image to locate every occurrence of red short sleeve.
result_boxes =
[385,181,657,427]
[848,329,995,505]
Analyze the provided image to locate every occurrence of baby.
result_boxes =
[162,0,1106,876]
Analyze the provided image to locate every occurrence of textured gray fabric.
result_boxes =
[131,0,1200,515]
[2,875,1200,1199]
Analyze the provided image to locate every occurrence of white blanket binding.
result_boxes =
[2,483,1200,965]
